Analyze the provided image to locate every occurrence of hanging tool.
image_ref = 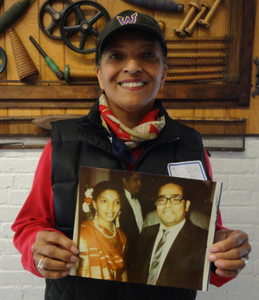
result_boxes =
[198,0,226,28]
[38,0,75,40]
[174,2,201,37]
[0,0,33,34]
[59,1,110,54]
[29,36,64,80]
[64,65,96,82]
[122,0,184,12]
[184,3,210,35]
[8,28,39,80]
[0,46,7,74]
[252,57,259,98]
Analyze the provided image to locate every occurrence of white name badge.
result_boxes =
[167,161,207,180]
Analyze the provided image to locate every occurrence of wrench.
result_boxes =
[252,57,259,98]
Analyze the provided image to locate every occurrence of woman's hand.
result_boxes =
[208,229,251,277]
[32,231,79,279]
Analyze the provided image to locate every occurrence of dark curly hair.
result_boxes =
[92,180,124,201]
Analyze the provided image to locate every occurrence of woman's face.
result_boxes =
[96,31,167,121]
[93,189,121,228]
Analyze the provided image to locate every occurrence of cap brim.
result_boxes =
[97,24,167,55]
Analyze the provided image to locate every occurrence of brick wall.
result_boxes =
[0,138,258,300]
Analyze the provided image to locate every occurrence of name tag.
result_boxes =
[167,161,207,180]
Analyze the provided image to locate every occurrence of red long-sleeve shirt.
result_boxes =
[11,139,233,287]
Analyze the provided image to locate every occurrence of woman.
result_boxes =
[78,181,127,281]
[12,9,250,300]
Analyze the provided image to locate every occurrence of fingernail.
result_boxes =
[66,263,74,269]
[71,246,79,255]
[215,261,225,268]
[208,254,217,261]
[62,271,70,277]
[210,246,220,252]
[70,256,78,263]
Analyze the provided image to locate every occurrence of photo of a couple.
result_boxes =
[70,166,222,291]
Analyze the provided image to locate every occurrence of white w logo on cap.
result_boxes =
[117,12,138,25]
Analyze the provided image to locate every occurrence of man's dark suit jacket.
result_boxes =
[134,219,208,290]
[119,192,154,279]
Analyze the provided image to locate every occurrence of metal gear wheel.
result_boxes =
[59,0,110,54]
[39,0,75,40]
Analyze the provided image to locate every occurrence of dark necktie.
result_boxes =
[147,229,169,285]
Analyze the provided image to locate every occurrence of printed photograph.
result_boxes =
[70,166,222,291]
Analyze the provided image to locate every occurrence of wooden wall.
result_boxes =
[0,0,258,136]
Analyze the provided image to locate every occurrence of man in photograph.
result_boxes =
[120,173,144,279]
[134,180,208,290]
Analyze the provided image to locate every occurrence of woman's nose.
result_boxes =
[107,203,114,210]
[123,59,142,74]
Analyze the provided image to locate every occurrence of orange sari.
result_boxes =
[78,220,127,281]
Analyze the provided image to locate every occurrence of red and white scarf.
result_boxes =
[99,93,165,150]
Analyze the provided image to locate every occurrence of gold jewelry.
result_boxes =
[116,211,121,227]
[94,220,116,239]
[94,211,98,222]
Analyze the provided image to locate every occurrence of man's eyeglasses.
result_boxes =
[156,195,184,205]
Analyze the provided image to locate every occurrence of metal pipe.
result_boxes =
[122,0,184,12]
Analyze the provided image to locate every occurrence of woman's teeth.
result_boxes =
[120,82,144,88]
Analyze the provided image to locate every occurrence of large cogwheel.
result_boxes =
[60,0,111,54]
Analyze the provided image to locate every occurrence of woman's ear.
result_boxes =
[160,65,168,90]
[96,67,104,90]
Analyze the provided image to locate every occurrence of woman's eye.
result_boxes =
[110,53,123,60]
[143,52,157,59]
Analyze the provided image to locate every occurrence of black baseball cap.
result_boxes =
[96,10,167,59]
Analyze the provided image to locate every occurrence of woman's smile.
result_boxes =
[118,79,146,90]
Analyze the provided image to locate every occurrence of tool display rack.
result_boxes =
[0,0,256,110]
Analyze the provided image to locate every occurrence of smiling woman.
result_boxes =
[12,8,251,300]
[77,181,127,281]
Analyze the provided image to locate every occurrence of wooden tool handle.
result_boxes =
[198,0,224,28]
[65,65,97,82]
[184,3,210,35]
[174,2,201,36]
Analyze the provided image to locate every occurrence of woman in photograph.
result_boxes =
[78,181,127,282]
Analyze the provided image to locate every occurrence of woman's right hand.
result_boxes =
[32,231,79,279]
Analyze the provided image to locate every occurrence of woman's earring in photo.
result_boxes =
[116,211,121,227]
[94,211,98,222]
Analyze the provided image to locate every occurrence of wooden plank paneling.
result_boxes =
[0,0,258,136]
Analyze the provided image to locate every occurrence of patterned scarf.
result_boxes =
[99,93,165,150]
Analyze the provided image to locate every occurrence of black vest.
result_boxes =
[47,100,208,300]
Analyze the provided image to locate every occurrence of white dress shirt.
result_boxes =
[124,189,143,232]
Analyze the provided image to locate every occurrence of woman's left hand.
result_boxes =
[208,229,251,277]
